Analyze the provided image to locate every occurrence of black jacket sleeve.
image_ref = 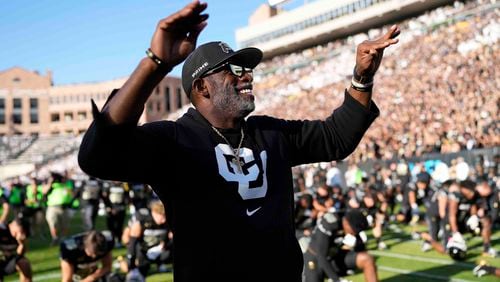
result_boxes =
[78,92,178,184]
[285,90,379,166]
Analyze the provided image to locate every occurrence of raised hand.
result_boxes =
[150,0,209,70]
[355,25,400,77]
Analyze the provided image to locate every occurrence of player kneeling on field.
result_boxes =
[420,227,471,262]
[60,230,116,282]
[121,200,172,281]
[304,209,377,282]
[0,220,32,282]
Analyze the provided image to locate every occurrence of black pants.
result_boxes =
[82,204,99,231]
[135,245,172,277]
[0,255,20,278]
[426,214,441,241]
[106,208,126,243]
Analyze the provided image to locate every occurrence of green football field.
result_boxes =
[5,212,499,282]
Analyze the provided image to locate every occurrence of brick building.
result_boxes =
[0,67,187,136]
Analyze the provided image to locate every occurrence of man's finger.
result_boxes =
[367,39,398,51]
[179,1,207,19]
[160,12,208,33]
[160,1,207,29]
[186,21,208,45]
[385,25,400,40]
[191,1,208,14]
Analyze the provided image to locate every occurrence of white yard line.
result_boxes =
[370,250,475,268]
[378,265,476,282]
[31,272,60,281]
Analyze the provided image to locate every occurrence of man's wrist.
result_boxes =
[353,66,374,84]
[145,48,173,72]
[351,66,373,92]
[143,55,172,75]
[139,58,172,80]
[347,86,372,108]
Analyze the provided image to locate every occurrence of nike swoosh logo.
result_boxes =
[246,206,262,216]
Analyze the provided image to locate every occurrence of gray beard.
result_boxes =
[212,84,255,119]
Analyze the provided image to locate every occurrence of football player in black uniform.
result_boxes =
[412,172,448,252]
[60,230,114,282]
[121,183,156,245]
[102,181,128,248]
[312,183,334,218]
[78,177,103,231]
[418,179,453,255]
[422,180,478,261]
[128,182,153,213]
[122,201,172,280]
[396,181,419,224]
[304,210,375,282]
[78,1,400,280]
[294,193,317,239]
[448,180,478,240]
[346,178,387,250]
[0,220,32,282]
[475,179,498,257]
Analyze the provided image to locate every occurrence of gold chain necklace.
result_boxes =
[211,126,245,173]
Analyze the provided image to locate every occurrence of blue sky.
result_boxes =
[0,0,301,85]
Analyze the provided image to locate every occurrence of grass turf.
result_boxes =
[4,212,500,282]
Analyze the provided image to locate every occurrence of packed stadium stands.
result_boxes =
[252,0,499,163]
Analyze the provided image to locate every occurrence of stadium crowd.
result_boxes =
[0,0,498,281]
[253,0,499,162]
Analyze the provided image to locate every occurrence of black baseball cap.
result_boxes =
[181,41,263,98]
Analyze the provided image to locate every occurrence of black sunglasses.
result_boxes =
[202,63,253,77]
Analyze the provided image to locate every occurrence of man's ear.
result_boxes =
[192,78,210,98]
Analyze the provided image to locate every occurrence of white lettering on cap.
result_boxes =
[192,62,209,78]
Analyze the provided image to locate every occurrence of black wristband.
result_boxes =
[145,48,171,71]
[351,81,373,92]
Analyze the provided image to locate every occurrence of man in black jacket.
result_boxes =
[78,1,400,281]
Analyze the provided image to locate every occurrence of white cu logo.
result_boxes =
[214,145,268,200]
